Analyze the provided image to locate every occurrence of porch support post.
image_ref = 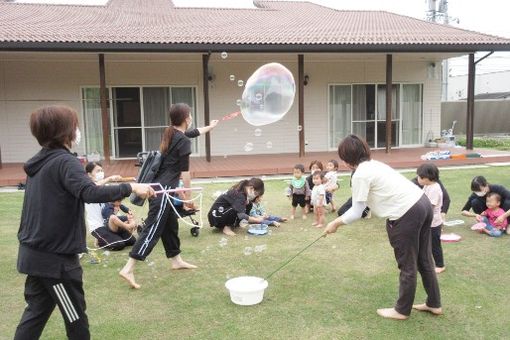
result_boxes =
[385,54,393,153]
[466,53,475,150]
[98,54,111,163]
[202,53,211,162]
[298,54,305,157]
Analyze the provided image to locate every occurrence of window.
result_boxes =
[329,83,423,148]
[329,85,351,148]
[82,86,197,158]
[81,88,103,157]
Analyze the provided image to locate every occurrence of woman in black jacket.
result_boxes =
[120,103,197,289]
[208,177,265,236]
[15,105,154,340]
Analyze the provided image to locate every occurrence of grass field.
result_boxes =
[1,165,509,339]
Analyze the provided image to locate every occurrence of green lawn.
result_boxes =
[1,166,510,339]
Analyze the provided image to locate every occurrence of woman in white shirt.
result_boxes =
[325,134,442,320]
[85,162,136,250]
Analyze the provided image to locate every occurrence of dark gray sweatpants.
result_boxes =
[386,194,441,316]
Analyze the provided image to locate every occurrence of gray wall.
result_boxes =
[441,100,510,135]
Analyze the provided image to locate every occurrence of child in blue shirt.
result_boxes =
[249,194,287,227]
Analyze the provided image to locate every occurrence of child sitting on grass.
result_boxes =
[471,192,508,237]
[249,194,288,227]
[102,199,136,235]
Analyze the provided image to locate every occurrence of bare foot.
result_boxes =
[302,215,307,220]
[280,217,288,222]
[412,304,443,315]
[435,267,446,274]
[272,221,281,227]
[222,226,236,236]
[290,215,295,220]
[171,258,197,270]
[119,270,141,289]
[311,222,318,226]
[376,308,408,320]
[315,224,323,228]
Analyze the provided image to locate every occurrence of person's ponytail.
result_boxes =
[160,103,191,155]
[160,126,175,155]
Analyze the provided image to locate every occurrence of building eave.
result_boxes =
[2,42,510,54]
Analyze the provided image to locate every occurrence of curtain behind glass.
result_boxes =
[329,85,351,148]
[352,85,367,121]
[143,87,169,151]
[377,85,399,120]
[402,84,422,145]
[82,88,103,157]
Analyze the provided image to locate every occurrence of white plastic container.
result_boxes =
[225,276,268,306]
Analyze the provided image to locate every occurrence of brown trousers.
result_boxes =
[386,194,441,316]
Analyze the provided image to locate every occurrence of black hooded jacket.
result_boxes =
[17,147,132,278]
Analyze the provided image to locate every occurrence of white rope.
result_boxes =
[85,184,203,253]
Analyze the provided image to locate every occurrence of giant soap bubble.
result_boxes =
[240,63,295,126]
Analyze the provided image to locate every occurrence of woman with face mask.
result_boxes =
[85,161,122,185]
[461,176,510,226]
[84,162,137,251]
[120,103,197,289]
[15,105,154,339]
[208,177,265,236]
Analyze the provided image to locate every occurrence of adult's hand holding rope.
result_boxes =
[130,183,156,200]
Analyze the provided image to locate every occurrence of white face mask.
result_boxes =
[94,171,105,182]
[74,128,81,146]
[474,191,486,197]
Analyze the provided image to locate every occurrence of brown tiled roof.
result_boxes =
[1,0,509,52]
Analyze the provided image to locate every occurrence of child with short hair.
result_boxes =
[305,160,324,213]
[288,164,311,219]
[471,192,508,237]
[101,199,136,234]
[311,171,326,228]
[416,163,445,274]
[324,159,339,212]
[249,195,288,227]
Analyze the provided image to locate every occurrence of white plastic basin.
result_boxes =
[225,276,268,306]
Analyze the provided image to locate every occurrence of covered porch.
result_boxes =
[1,146,510,187]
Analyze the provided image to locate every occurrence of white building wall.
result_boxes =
[0,52,442,163]
[447,70,510,101]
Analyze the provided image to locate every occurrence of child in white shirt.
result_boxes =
[311,171,326,228]
[324,159,339,212]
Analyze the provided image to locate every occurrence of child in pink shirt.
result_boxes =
[471,192,508,237]
[417,163,445,274]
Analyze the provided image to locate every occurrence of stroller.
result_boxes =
[134,151,203,237]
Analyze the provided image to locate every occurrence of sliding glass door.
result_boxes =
[329,85,351,148]
[376,84,399,148]
[329,83,423,148]
[352,84,376,147]
[112,87,142,158]
[82,85,197,159]
[401,84,422,145]
[143,87,170,151]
